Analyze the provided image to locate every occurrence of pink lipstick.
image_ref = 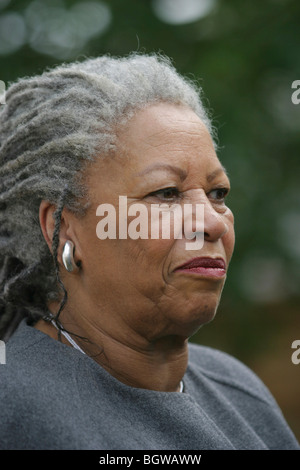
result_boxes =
[175,257,226,278]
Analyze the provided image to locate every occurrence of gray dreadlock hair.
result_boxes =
[0,52,215,341]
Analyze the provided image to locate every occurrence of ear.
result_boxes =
[39,200,82,268]
[39,200,56,253]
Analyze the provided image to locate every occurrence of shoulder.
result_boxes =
[187,341,278,407]
[0,320,81,396]
[186,342,300,450]
[0,320,85,449]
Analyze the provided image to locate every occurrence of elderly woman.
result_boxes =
[0,53,298,450]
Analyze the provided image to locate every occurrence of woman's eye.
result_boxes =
[208,188,229,202]
[149,187,181,201]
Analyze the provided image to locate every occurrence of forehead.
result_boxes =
[85,104,227,202]
[116,103,220,172]
[120,103,211,146]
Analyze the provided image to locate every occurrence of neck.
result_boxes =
[35,305,189,393]
[91,332,188,392]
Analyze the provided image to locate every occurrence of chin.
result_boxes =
[167,303,219,339]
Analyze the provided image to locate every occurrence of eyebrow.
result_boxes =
[136,163,228,182]
[136,163,188,182]
[206,166,228,182]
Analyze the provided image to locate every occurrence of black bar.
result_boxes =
[0,450,297,467]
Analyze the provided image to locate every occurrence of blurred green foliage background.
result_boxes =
[0,0,299,440]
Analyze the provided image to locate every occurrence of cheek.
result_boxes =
[114,238,176,303]
[122,206,177,265]
[119,237,174,274]
[79,203,175,283]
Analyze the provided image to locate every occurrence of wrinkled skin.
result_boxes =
[37,103,235,392]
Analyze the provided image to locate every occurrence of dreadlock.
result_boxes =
[0,52,214,340]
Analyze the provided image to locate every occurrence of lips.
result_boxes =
[175,257,226,278]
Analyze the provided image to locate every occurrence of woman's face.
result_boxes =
[69,103,235,342]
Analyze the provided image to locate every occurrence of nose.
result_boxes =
[203,201,228,242]
[184,189,228,243]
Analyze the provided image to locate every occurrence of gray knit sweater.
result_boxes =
[0,320,299,450]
